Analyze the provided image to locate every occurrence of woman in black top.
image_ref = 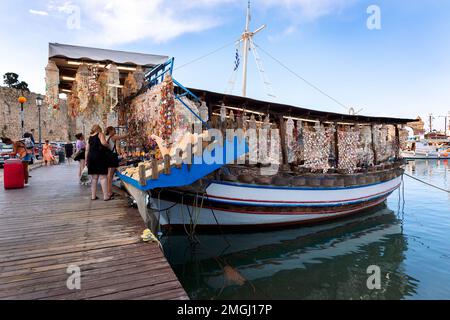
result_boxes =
[105,126,128,199]
[64,141,74,164]
[85,125,111,201]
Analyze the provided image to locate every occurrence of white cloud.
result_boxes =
[261,0,356,21]
[29,9,49,16]
[41,0,355,46]
[45,0,227,46]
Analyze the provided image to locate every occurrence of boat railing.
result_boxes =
[216,160,405,188]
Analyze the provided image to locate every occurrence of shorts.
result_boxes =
[22,153,33,163]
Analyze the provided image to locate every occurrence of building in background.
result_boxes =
[407,116,425,136]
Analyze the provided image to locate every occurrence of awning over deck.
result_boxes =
[184,87,417,125]
[48,43,169,93]
[49,43,168,67]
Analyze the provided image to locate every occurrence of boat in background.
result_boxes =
[402,138,450,160]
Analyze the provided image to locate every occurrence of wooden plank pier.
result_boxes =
[0,164,188,300]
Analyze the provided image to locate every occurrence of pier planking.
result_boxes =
[0,164,188,300]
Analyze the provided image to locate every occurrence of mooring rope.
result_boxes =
[404,173,450,193]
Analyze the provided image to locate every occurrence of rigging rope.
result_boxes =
[174,41,238,71]
[253,42,349,112]
[404,173,450,193]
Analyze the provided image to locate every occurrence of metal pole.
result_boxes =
[20,103,24,138]
[38,106,42,158]
[241,1,251,97]
[445,115,448,137]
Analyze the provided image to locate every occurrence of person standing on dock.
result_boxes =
[105,126,128,199]
[65,140,74,165]
[74,133,87,180]
[85,125,111,201]
[1,137,32,186]
[42,140,55,166]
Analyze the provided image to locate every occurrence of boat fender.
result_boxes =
[221,174,238,182]
[335,178,345,187]
[366,176,376,184]
[321,178,335,187]
[238,174,255,184]
[357,176,367,185]
[292,177,306,186]
[344,176,357,186]
[255,176,272,185]
[308,177,321,187]
[272,176,291,186]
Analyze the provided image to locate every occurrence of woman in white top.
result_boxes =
[105,126,128,199]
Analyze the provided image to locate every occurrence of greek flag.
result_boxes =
[234,49,240,71]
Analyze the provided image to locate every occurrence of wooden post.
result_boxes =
[164,155,171,175]
[279,115,288,167]
[138,163,146,186]
[334,123,339,168]
[204,93,212,128]
[395,124,400,159]
[151,158,159,180]
[371,124,378,165]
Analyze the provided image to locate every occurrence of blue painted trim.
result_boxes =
[116,137,249,191]
[174,95,209,129]
[204,191,395,208]
[146,58,175,88]
[173,78,201,102]
[206,177,400,191]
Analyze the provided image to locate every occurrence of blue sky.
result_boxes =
[1,0,450,130]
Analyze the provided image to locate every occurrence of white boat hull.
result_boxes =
[150,176,401,229]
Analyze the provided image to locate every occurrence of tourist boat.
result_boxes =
[113,3,415,232]
[116,82,412,231]
[402,139,450,160]
[45,3,416,233]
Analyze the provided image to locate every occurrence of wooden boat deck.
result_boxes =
[0,164,188,300]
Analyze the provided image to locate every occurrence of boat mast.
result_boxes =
[241,1,251,97]
[240,1,266,97]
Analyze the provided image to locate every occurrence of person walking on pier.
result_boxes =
[64,140,74,165]
[85,125,110,201]
[105,126,128,199]
[42,140,55,166]
[74,133,87,180]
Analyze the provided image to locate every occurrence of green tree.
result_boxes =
[3,72,30,93]
[3,72,19,87]
[14,81,30,92]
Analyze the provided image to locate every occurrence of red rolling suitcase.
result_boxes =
[4,159,24,190]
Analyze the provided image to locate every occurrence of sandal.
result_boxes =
[104,195,114,201]
[91,196,99,201]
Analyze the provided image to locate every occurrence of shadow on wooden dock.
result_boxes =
[0,164,188,300]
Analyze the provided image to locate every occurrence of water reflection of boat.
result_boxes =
[163,206,418,300]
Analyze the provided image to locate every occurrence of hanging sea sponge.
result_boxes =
[106,63,120,112]
[75,63,90,113]
[45,61,60,109]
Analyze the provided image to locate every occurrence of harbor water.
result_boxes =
[162,160,450,300]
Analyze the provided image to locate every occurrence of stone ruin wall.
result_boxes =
[0,87,118,142]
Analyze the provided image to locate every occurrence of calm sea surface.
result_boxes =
[162,160,450,300]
